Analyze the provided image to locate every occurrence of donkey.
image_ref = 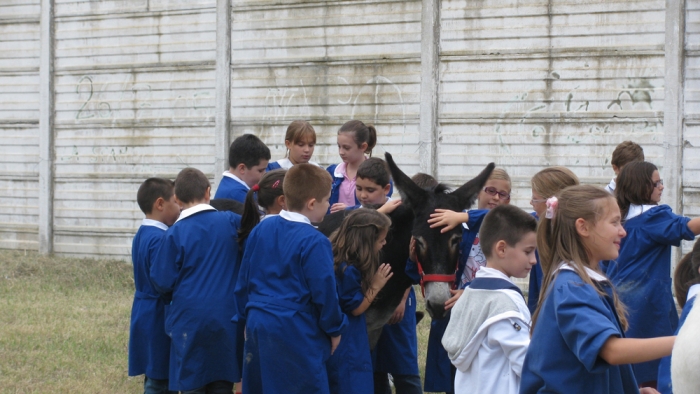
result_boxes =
[318,153,494,347]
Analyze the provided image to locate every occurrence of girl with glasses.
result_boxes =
[422,167,512,394]
[607,161,700,389]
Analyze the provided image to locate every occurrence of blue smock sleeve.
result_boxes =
[405,258,421,285]
[150,229,181,297]
[336,264,365,313]
[645,205,695,246]
[553,280,621,373]
[302,238,348,337]
[233,238,252,323]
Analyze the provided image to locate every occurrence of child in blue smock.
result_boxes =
[234,164,348,394]
[520,185,674,394]
[150,168,243,393]
[266,120,322,171]
[609,161,700,387]
[326,209,393,394]
[657,240,700,394]
[237,169,286,248]
[528,166,579,314]
[424,168,512,393]
[128,178,181,394]
[215,134,270,203]
[327,120,392,213]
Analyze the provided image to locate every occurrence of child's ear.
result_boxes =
[154,197,165,212]
[236,163,247,174]
[276,195,287,210]
[575,218,590,238]
[306,197,317,211]
[360,142,369,153]
[204,187,211,203]
[495,240,508,258]
[612,164,620,176]
[383,183,391,196]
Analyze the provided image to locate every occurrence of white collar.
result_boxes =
[688,284,700,302]
[260,213,278,221]
[605,178,616,193]
[279,210,311,225]
[141,218,168,231]
[475,266,516,284]
[626,204,657,220]
[176,203,216,223]
[555,262,608,282]
[334,162,346,178]
[275,158,321,170]
[222,171,250,190]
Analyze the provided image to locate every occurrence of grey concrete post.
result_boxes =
[39,0,55,254]
[215,0,232,187]
[419,0,441,177]
[664,0,685,268]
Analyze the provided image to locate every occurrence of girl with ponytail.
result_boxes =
[327,120,392,213]
[520,185,674,394]
[238,169,286,246]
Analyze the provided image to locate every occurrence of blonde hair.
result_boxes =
[531,166,580,199]
[532,185,628,333]
[330,209,392,294]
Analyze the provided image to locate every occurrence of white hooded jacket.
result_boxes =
[442,267,531,394]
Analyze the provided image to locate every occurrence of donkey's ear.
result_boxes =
[385,152,429,209]
[451,163,496,210]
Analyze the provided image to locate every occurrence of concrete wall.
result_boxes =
[0,0,696,260]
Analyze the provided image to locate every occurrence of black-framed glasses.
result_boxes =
[652,179,664,188]
[483,187,510,200]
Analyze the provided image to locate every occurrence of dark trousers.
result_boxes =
[181,380,234,394]
[143,376,177,394]
[374,372,423,394]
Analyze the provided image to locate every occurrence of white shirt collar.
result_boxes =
[688,284,700,302]
[176,203,216,223]
[334,162,346,178]
[474,266,516,284]
[605,178,616,194]
[276,158,321,169]
[141,218,168,231]
[260,213,279,221]
[555,261,608,282]
[221,171,250,190]
[279,210,311,225]
[626,204,657,220]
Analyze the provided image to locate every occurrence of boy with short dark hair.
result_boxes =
[234,163,348,394]
[441,204,537,394]
[350,157,401,214]
[129,178,181,394]
[215,134,271,202]
[150,168,243,393]
[606,140,644,193]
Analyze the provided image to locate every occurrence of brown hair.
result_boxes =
[480,205,537,259]
[615,161,658,220]
[338,120,377,156]
[673,240,700,309]
[357,157,391,187]
[411,173,438,190]
[531,166,580,200]
[532,185,628,333]
[239,169,286,246]
[137,177,174,214]
[175,168,210,204]
[611,141,645,169]
[284,163,332,211]
[284,120,316,157]
[330,209,392,294]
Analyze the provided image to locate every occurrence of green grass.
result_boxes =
[0,249,436,393]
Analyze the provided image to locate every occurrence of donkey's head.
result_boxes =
[385,153,494,319]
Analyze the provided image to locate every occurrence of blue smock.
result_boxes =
[327,263,373,394]
[150,208,243,391]
[214,175,249,203]
[326,163,393,213]
[234,213,348,394]
[520,268,638,394]
[606,205,694,383]
[128,221,170,379]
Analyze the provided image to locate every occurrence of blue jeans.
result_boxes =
[144,376,176,394]
[374,372,423,394]
[181,380,234,394]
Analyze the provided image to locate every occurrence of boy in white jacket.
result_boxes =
[442,204,537,394]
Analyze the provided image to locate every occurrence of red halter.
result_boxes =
[414,254,460,297]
